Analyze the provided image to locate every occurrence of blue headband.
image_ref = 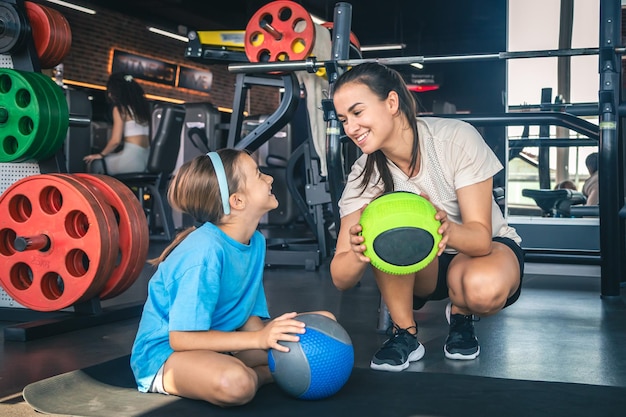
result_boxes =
[207,152,230,215]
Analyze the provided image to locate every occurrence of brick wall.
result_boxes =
[29,0,279,114]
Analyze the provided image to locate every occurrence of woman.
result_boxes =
[330,63,524,372]
[84,73,151,174]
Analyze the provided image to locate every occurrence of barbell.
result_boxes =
[229,46,614,74]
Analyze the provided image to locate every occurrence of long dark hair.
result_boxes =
[333,62,419,194]
[106,73,151,124]
[149,149,247,265]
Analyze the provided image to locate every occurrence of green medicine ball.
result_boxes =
[360,191,442,275]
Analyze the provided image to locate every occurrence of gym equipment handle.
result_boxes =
[69,114,90,127]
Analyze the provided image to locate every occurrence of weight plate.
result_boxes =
[25,2,72,69]
[45,5,72,69]
[0,2,28,54]
[14,71,61,162]
[0,69,52,162]
[72,174,149,300]
[245,0,315,63]
[0,174,119,311]
[24,2,52,64]
[21,71,69,161]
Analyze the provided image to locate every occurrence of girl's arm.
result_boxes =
[445,178,494,257]
[330,209,370,291]
[169,312,306,353]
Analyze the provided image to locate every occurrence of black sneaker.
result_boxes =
[444,313,480,360]
[370,325,425,372]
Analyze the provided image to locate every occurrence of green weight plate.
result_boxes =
[21,72,68,161]
[38,74,69,161]
[13,71,59,162]
[0,69,49,162]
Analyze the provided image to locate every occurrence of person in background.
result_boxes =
[555,180,577,191]
[83,73,151,174]
[330,63,524,372]
[582,152,599,206]
[130,149,335,406]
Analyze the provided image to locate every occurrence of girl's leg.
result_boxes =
[162,350,260,407]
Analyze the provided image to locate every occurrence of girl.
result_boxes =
[330,63,524,371]
[131,149,334,406]
[84,73,151,174]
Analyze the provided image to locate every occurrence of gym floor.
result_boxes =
[1,240,626,416]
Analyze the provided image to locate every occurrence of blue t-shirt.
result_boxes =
[130,222,270,392]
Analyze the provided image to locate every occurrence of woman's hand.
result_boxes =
[258,312,306,352]
[421,193,450,256]
[350,205,371,263]
[83,153,103,164]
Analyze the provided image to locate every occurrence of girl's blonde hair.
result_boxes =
[149,148,247,265]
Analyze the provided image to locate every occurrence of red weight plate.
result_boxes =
[24,2,72,69]
[0,174,118,311]
[24,2,52,66]
[321,22,361,51]
[73,174,149,300]
[245,0,315,63]
[39,4,72,68]
[50,175,122,299]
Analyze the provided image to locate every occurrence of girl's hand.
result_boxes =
[83,153,103,164]
[259,312,306,352]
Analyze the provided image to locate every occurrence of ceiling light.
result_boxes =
[148,27,189,43]
[360,43,406,52]
[46,0,96,15]
[411,63,424,69]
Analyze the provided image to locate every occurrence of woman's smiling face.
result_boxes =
[333,82,398,154]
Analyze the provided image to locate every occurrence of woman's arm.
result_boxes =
[99,106,124,156]
[330,209,370,291]
[83,107,125,163]
[445,178,494,257]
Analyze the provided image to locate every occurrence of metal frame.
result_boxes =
[227,0,625,299]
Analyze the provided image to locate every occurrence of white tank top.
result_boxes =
[124,119,149,137]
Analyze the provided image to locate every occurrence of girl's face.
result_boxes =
[333,82,398,154]
[237,154,279,214]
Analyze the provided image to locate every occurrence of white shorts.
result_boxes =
[148,364,169,395]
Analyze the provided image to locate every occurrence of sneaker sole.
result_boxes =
[443,346,480,360]
[370,344,425,372]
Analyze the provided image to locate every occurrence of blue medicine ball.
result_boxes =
[268,314,354,400]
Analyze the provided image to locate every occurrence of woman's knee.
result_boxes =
[454,272,510,315]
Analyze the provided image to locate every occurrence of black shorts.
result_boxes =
[413,236,525,310]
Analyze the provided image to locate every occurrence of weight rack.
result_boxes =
[0,0,144,341]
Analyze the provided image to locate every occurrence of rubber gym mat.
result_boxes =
[23,355,626,417]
